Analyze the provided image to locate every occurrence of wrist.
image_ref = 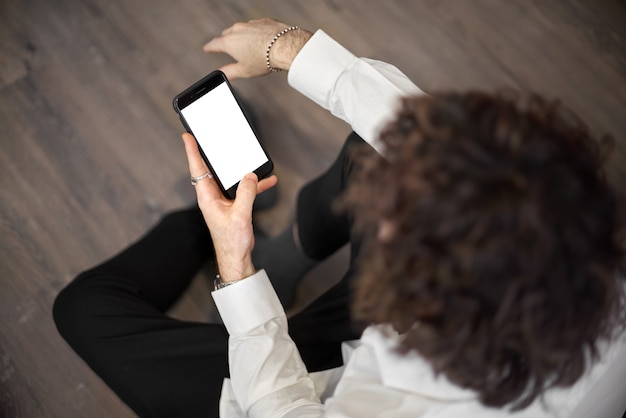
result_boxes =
[214,273,249,290]
[267,27,313,72]
[216,255,256,283]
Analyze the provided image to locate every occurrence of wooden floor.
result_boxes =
[1,0,625,416]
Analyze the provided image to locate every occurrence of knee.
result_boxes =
[52,272,102,350]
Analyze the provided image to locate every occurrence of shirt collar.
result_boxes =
[363,324,478,401]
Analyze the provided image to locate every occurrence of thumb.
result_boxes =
[233,173,259,211]
[219,63,241,80]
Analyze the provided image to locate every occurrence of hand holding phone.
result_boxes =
[173,70,273,199]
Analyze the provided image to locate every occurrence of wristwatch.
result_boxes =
[213,274,246,290]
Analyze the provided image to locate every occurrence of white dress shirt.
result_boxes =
[213,272,626,417]
[287,30,425,153]
[212,30,626,417]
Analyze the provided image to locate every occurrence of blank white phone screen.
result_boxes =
[181,82,267,190]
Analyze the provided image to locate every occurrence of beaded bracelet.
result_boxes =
[266,26,300,72]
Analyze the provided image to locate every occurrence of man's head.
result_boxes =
[342,91,625,409]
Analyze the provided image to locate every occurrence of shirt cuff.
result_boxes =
[288,29,356,108]
[211,269,285,336]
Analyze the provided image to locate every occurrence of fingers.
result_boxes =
[203,21,244,53]
[203,36,224,53]
[219,62,241,80]
[181,133,208,177]
[182,132,277,198]
[181,133,223,203]
[257,174,278,194]
[202,36,248,80]
[220,24,235,36]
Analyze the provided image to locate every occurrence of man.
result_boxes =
[54,18,626,417]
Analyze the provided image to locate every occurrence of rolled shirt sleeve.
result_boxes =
[212,270,324,417]
[288,30,425,155]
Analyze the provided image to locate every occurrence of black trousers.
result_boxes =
[53,132,369,418]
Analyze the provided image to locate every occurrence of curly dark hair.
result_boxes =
[341,91,625,410]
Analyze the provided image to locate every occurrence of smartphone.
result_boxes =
[173,70,273,199]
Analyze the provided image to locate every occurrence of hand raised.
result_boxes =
[203,18,312,80]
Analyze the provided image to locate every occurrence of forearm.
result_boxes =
[230,318,323,417]
[204,20,424,154]
[288,30,425,154]
[212,271,324,417]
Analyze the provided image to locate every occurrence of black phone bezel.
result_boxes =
[173,70,273,199]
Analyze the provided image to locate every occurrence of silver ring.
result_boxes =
[190,172,213,186]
